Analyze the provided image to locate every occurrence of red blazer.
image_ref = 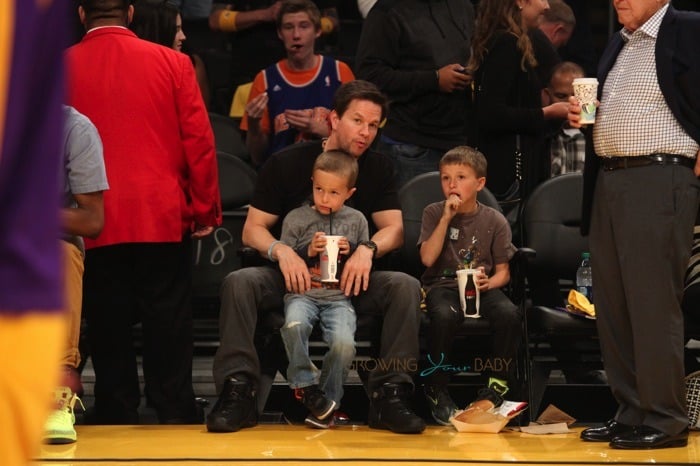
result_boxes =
[66,27,221,248]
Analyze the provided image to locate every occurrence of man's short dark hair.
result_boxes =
[549,61,584,84]
[80,0,132,24]
[542,0,576,28]
[276,0,321,31]
[332,80,388,121]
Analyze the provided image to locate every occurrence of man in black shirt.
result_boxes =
[207,80,426,434]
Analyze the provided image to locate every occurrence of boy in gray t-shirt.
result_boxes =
[279,150,369,428]
[418,146,519,426]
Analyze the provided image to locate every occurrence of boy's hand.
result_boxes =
[307,231,327,258]
[475,267,489,292]
[338,236,350,255]
[443,194,462,220]
[245,92,268,120]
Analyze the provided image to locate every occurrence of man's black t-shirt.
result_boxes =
[252,141,400,238]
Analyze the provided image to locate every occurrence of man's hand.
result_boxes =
[192,225,214,238]
[208,4,231,30]
[437,64,471,93]
[284,109,329,138]
[567,96,583,128]
[265,1,282,22]
[339,244,373,296]
[246,92,268,120]
[276,242,311,294]
[567,96,599,128]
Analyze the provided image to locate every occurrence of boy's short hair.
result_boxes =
[313,150,359,188]
[276,0,321,31]
[439,146,487,179]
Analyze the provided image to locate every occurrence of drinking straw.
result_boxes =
[329,208,333,235]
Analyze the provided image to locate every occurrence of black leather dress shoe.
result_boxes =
[580,419,633,442]
[610,426,689,450]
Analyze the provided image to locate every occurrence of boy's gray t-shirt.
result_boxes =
[418,201,516,291]
[281,204,369,300]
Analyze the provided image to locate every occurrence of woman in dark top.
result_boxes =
[131,0,211,109]
[467,0,568,206]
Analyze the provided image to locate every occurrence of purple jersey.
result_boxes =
[0,0,69,312]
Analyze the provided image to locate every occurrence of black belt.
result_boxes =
[601,154,695,171]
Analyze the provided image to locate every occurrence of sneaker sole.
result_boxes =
[314,400,338,421]
[304,415,332,429]
[206,416,257,433]
[368,418,426,434]
[44,434,77,445]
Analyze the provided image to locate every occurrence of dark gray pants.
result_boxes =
[213,267,422,395]
[590,164,699,435]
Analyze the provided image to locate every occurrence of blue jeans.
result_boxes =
[377,135,445,188]
[280,294,356,406]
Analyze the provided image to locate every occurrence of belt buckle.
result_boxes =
[603,157,620,171]
[648,154,665,165]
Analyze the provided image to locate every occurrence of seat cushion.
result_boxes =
[527,306,597,337]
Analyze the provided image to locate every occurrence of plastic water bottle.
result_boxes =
[576,252,593,302]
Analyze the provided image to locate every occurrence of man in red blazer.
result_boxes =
[66,0,221,424]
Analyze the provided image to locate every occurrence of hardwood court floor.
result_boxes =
[36,425,700,465]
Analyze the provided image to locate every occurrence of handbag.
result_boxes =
[496,134,524,243]
[496,134,523,213]
[686,370,700,429]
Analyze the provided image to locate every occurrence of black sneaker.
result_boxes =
[473,386,504,408]
[206,376,258,432]
[294,385,337,421]
[423,384,458,426]
[368,383,426,434]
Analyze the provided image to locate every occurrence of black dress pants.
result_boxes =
[82,240,197,424]
[424,286,521,387]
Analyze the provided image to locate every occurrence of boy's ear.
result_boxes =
[345,187,357,200]
[476,177,486,191]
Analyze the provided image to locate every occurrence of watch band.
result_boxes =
[359,240,378,259]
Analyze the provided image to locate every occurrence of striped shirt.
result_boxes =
[593,4,698,159]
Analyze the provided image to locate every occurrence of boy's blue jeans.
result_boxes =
[280,294,356,406]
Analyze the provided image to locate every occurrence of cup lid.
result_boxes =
[573,77,598,85]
